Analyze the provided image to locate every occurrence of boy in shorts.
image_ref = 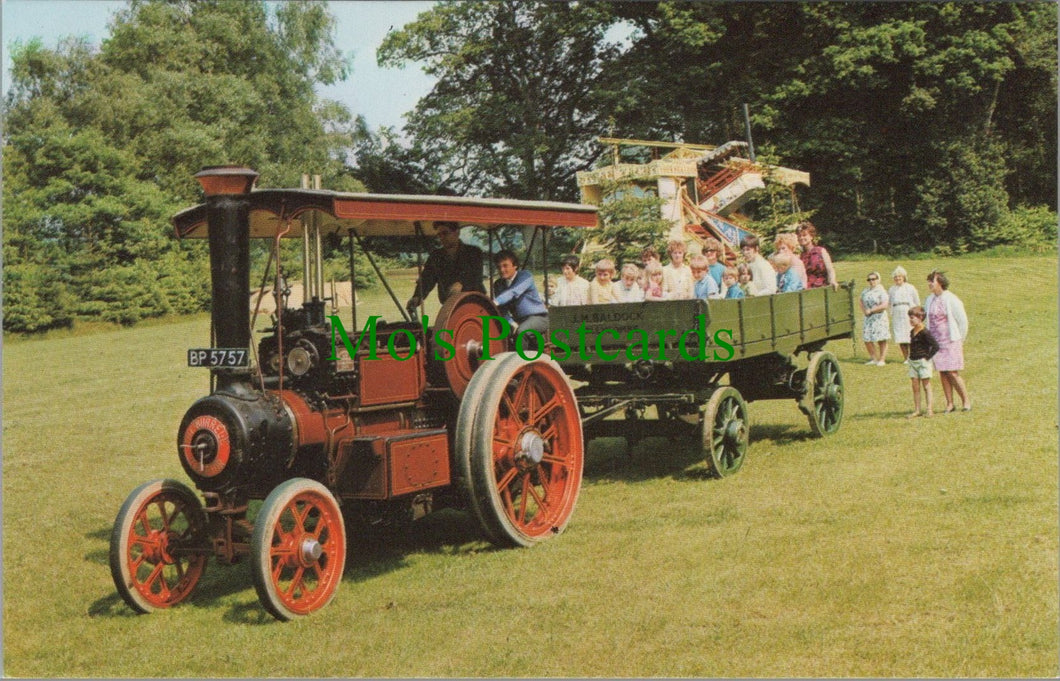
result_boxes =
[906,305,939,418]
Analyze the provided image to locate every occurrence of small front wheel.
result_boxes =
[702,387,750,478]
[109,478,209,613]
[251,478,346,621]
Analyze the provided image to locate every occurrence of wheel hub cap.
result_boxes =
[142,529,176,564]
[465,339,483,360]
[723,419,745,446]
[299,538,323,566]
[516,430,545,468]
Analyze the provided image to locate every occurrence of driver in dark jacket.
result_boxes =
[406,221,485,309]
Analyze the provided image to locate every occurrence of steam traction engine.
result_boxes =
[109,167,597,620]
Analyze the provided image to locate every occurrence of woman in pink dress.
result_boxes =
[925,270,971,412]
[795,221,838,290]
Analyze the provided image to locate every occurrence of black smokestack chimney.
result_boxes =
[194,166,258,377]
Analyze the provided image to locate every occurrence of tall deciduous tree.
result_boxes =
[374,2,1054,254]
[377,1,623,202]
[604,2,1057,251]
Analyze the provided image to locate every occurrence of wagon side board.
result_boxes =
[710,282,855,359]
[548,283,855,368]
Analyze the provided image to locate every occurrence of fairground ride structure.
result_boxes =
[576,137,810,262]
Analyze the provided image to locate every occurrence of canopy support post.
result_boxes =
[348,229,358,334]
[353,231,412,322]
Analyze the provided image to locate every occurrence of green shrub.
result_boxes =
[586,180,671,272]
[322,251,378,289]
[2,263,75,332]
[155,250,211,315]
[910,139,1010,250]
[75,262,173,325]
[969,205,1058,251]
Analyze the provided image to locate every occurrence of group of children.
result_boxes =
[552,235,809,307]
[550,228,947,422]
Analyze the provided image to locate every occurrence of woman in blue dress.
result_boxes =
[860,271,891,365]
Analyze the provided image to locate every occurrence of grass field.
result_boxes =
[2,255,1057,677]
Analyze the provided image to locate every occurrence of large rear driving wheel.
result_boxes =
[466,354,583,547]
[454,353,509,544]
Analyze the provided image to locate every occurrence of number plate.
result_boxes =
[188,348,249,367]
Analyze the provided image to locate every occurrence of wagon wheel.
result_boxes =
[109,478,209,613]
[702,387,750,478]
[251,478,346,621]
[430,291,507,399]
[466,353,584,547]
[803,351,844,437]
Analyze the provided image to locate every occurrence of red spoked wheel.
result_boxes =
[430,292,506,398]
[251,478,346,621]
[465,353,583,547]
[109,479,209,613]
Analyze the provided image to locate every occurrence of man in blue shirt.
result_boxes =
[492,249,548,352]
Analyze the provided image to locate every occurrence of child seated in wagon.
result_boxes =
[613,263,645,302]
[643,261,666,301]
[551,254,590,306]
[772,252,805,293]
[690,254,721,300]
[588,258,619,304]
[723,267,745,299]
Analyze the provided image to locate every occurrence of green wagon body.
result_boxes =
[546,283,856,476]
[549,283,854,368]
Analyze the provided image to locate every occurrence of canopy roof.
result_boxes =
[173,189,599,239]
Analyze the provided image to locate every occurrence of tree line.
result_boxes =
[4,1,1056,333]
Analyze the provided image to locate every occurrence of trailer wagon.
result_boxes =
[548,285,855,476]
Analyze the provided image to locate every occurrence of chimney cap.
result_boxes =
[195,166,259,197]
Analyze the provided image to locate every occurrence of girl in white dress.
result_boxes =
[552,255,590,306]
[662,240,694,300]
[613,263,645,302]
[888,266,920,361]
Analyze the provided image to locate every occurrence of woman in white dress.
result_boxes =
[888,266,920,361]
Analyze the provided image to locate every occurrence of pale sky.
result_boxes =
[1,0,437,130]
